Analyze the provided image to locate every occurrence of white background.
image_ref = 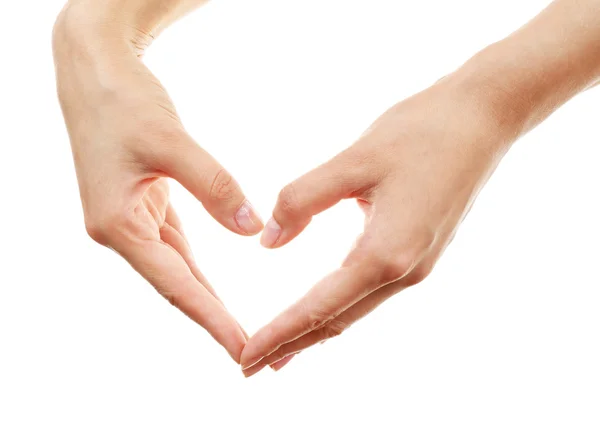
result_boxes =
[1,0,599,419]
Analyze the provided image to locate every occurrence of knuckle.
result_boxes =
[361,248,417,285]
[85,217,107,244]
[268,348,287,364]
[305,307,331,332]
[153,280,188,310]
[405,264,433,286]
[322,319,348,339]
[84,209,136,245]
[382,252,416,281]
[162,289,183,308]
[209,168,238,202]
[277,183,300,217]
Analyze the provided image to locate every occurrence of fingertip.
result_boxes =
[240,353,263,371]
[259,218,311,249]
[242,362,267,378]
[233,200,264,236]
[260,217,282,248]
[212,315,247,365]
[223,330,247,365]
[239,347,252,369]
[240,340,264,371]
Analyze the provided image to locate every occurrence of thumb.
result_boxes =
[261,150,373,248]
[160,132,263,236]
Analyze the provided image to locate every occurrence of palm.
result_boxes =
[134,178,170,242]
[130,177,218,301]
[58,45,256,362]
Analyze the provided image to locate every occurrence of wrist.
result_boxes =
[52,2,148,114]
[447,44,536,145]
[53,2,135,61]
[428,54,529,153]
[55,0,201,43]
[53,0,192,59]
[449,5,600,143]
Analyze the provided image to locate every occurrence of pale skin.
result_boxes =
[53,0,600,375]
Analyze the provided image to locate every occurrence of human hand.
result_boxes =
[240,73,522,375]
[53,2,262,362]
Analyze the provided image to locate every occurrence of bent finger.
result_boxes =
[159,133,263,236]
[262,149,376,248]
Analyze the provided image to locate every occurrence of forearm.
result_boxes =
[52,0,208,140]
[54,0,600,137]
[454,0,600,138]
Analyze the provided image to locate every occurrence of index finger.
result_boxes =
[119,239,247,363]
[240,262,383,370]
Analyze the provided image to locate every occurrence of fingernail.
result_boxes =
[260,218,282,247]
[270,354,295,372]
[235,200,263,235]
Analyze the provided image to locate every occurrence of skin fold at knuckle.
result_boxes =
[209,168,239,203]
[84,204,151,247]
[360,247,421,287]
[85,217,109,245]
[305,305,334,332]
[321,319,349,340]
[84,209,129,245]
[266,348,288,365]
[383,251,423,284]
[149,268,196,311]
[408,263,434,286]
[276,183,301,219]
[338,145,382,192]
[160,288,184,309]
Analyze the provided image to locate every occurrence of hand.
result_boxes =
[53,4,263,363]
[240,73,520,375]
